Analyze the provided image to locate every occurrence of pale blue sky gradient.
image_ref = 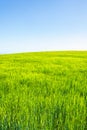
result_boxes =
[0,0,87,53]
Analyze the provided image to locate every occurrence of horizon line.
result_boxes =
[0,49,87,55]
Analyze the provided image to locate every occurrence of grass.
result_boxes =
[0,51,87,130]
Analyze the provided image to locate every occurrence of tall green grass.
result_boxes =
[0,51,87,130]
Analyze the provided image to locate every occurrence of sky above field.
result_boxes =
[0,0,87,53]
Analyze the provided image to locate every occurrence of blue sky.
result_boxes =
[0,0,87,53]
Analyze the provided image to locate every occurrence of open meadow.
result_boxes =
[0,51,87,130]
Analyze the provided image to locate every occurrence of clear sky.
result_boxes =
[0,0,87,53]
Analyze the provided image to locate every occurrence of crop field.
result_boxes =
[0,51,87,130]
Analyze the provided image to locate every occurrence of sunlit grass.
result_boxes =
[0,51,87,130]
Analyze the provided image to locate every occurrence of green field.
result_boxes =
[0,51,87,130]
